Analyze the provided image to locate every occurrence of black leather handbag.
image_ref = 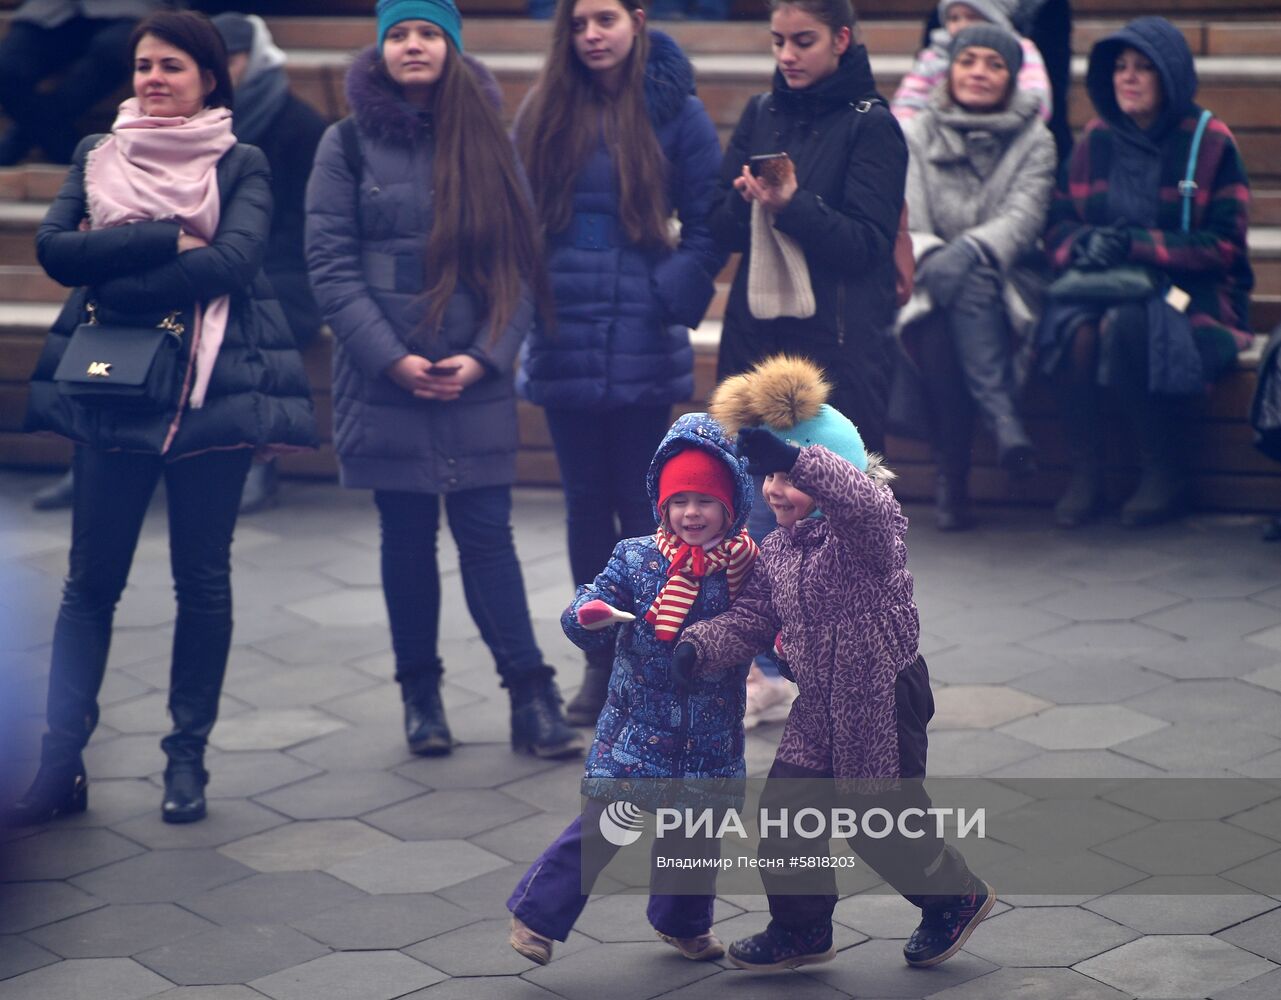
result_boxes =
[1047,264,1159,303]
[53,301,185,412]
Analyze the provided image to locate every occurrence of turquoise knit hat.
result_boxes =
[764,404,868,474]
[377,0,463,53]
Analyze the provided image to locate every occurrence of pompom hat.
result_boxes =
[709,355,869,473]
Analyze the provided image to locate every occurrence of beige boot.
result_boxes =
[658,930,726,961]
[509,915,553,965]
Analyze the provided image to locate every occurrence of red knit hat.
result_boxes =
[658,448,735,521]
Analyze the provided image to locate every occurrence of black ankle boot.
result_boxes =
[162,765,208,824]
[400,675,452,756]
[5,761,88,826]
[510,675,585,759]
[935,473,973,532]
[564,651,612,727]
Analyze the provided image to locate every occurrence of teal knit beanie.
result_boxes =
[377,0,463,54]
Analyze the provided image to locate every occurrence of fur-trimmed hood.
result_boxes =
[643,29,698,128]
[344,44,503,144]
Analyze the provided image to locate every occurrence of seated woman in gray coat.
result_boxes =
[896,23,1055,530]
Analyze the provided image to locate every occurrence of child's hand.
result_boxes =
[671,642,698,687]
[737,428,801,476]
[577,599,636,631]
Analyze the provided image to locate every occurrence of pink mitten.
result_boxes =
[577,599,636,631]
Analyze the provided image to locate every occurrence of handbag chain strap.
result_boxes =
[85,300,184,337]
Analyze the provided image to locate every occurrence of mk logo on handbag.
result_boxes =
[86,362,112,377]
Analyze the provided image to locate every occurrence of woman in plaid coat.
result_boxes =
[1038,16,1252,528]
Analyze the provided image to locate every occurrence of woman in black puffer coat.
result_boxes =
[711,0,908,456]
[13,10,315,829]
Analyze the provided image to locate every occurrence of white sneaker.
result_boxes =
[743,665,797,730]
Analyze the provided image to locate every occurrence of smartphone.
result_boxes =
[749,152,790,179]
[427,364,461,377]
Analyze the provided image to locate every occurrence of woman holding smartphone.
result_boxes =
[305,0,583,760]
[711,0,907,456]
[514,0,724,727]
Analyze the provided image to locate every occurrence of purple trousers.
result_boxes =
[507,800,718,942]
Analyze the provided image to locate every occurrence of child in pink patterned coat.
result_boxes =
[673,354,994,974]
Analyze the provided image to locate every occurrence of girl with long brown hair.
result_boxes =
[305,0,583,761]
[514,0,724,726]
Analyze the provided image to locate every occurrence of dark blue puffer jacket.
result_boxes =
[516,31,725,410]
[561,412,754,806]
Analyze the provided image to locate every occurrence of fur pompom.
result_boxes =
[707,372,760,436]
[742,355,830,431]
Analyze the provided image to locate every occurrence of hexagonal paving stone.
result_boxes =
[434,861,533,919]
[70,848,255,904]
[288,893,477,950]
[202,751,322,798]
[227,663,375,712]
[917,731,1041,776]
[1129,640,1281,681]
[1084,886,1280,934]
[249,950,443,1000]
[930,686,1052,730]
[253,771,424,821]
[988,749,1165,779]
[1125,679,1281,724]
[1144,562,1280,600]
[985,797,1153,855]
[326,839,509,894]
[924,645,1070,686]
[251,624,390,667]
[147,985,276,999]
[964,905,1137,967]
[1012,660,1169,705]
[469,810,584,865]
[135,924,329,985]
[110,798,289,850]
[1223,848,1281,893]
[1024,622,1180,656]
[1118,722,1279,772]
[1234,750,1281,779]
[1034,583,1184,622]
[1102,777,1280,821]
[1095,820,1279,877]
[832,892,927,938]
[999,705,1168,750]
[207,709,347,751]
[182,871,367,927]
[361,789,538,840]
[399,978,599,1000]
[800,938,996,997]
[521,940,722,1000]
[1243,663,1281,694]
[83,734,169,779]
[0,957,175,1000]
[930,605,1070,646]
[1074,935,1278,998]
[24,902,216,958]
[0,935,58,980]
[924,966,1133,1000]
[283,725,418,773]
[1138,598,1281,641]
[1218,907,1281,963]
[404,918,595,976]
[1215,967,1281,999]
[0,881,102,933]
[0,828,144,881]
[218,819,399,873]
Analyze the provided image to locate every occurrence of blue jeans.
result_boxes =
[374,486,548,687]
[508,800,718,941]
[543,405,671,587]
[747,473,783,680]
[43,445,252,767]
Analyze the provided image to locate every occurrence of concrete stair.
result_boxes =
[1,13,1280,509]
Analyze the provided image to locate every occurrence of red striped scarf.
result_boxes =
[645,526,759,641]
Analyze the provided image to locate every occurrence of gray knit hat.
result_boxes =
[938,0,1015,31]
[951,23,1024,80]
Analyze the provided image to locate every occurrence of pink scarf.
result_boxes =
[85,99,237,409]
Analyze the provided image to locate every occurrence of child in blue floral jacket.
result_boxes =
[507,412,758,966]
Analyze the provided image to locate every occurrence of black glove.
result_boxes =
[1071,225,1131,271]
[672,642,698,688]
[775,657,795,683]
[916,238,981,308]
[736,427,800,476]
